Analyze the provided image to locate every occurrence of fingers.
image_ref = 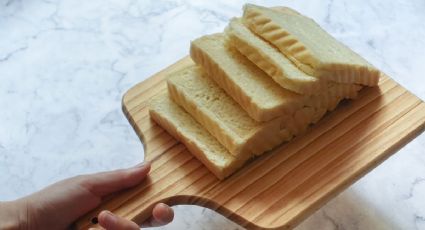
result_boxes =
[79,162,151,197]
[95,204,173,230]
[141,203,174,228]
[97,210,140,230]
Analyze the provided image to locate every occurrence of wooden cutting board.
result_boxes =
[76,57,425,229]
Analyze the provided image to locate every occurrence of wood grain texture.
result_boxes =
[76,57,425,230]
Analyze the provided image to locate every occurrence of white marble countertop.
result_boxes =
[1,0,425,229]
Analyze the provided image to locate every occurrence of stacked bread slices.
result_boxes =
[149,4,380,179]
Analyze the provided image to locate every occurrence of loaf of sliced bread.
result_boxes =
[167,65,293,158]
[225,18,325,95]
[190,33,305,122]
[148,4,375,180]
[149,93,248,179]
[242,4,380,86]
[226,18,363,99]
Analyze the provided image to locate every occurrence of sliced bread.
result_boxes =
[226,18,363,100]
[242,4,380,86]
[190,33,305,122]
[149,92,248,179]
[167,65,292,158]
[225,18,325,95]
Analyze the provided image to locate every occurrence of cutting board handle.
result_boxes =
[75,176,175,228]
[75,146,220,229]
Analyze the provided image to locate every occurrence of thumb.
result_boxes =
[80,161,151,197]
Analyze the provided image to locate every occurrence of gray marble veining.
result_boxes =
[1,0,425,229]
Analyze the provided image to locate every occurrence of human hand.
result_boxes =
[0,162,173,229]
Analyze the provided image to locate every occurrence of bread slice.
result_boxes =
[167,65,293,158]
[242,4,380,86]
[226,18,363,100]
[149,92,248,179]
[190,33,305,122]
[225,18,325,95]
